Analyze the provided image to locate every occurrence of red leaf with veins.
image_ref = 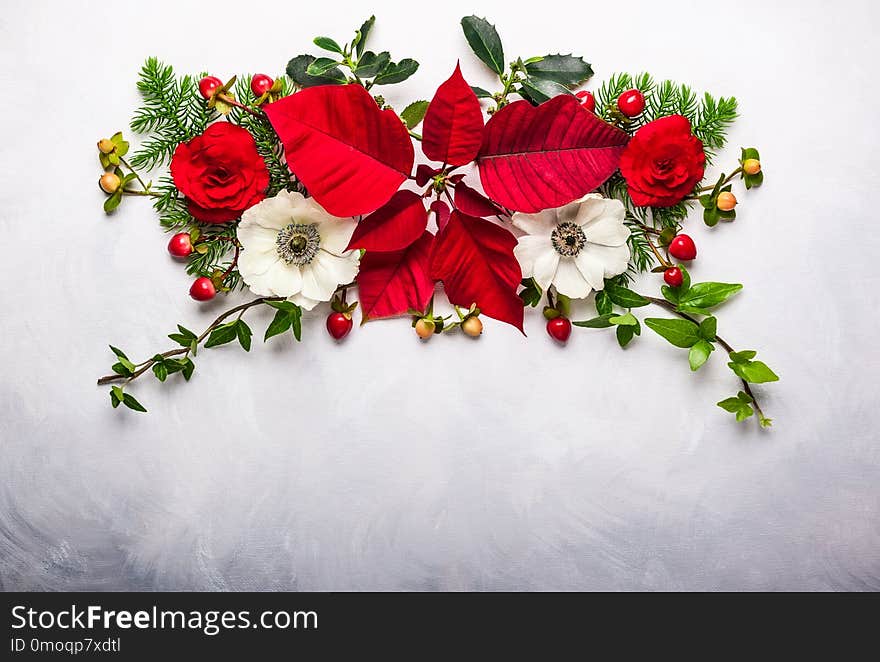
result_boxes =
[430,211,523,331]
[264,85,414,217]
[422,64,484,166]
[476,95,629,213]
[429,200,450,231]
[453,181,505,218]
[358,231,436,321]
[347,190,427,252]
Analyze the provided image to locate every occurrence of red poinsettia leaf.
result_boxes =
[476,95,629,213]
[453,181,505,218]
[358,231,436,321]
[429,199,450,231]
[422,63,485,166]
[430,211,523,331]
[264,84,414,217]
[415,164,441,187]
[347,190,428,252]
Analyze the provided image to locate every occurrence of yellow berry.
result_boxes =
[716,191,737,212]
[414,318,434,339]
[97,138,115,154]
[742,159,761,176]
[99,172,121,194]
[462,316,483,337]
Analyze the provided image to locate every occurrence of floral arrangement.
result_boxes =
[96,15,777,426]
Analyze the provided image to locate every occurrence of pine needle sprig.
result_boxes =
[129,58,216,171]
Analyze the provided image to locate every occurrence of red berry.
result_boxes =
[617,89,645,117]
[189,277,216,301]
[198,76,222,100]
[546,317,572,343]
[668,234,697,261]
[663,267,684,287]
[326,312,353,340]
[250,74,274,97]
[575,90,596,113]
[167,232,193,258]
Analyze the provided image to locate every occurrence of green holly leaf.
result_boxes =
[573,313,616,329]
[644,318,701,348]
[604,283,650,308]
[728,360,779,384]
[373,59,420,85]
[461,15,505,75]
[313,36,343,54]
[355,16,375,57]
[471,86,493,99]
[204,321,239,348]
[688,339,714,371]
[400,100,429,129]
[524,54,592,87]
[354,51,391,78]
[519,77,572,103]
[676,282,742,311]
[286,54,347,87]
[307,57,343,76]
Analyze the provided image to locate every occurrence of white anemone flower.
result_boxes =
[512,194,630,299]
[236,190,359,310]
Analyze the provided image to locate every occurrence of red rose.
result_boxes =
[170,122,269,223]
[619,115,706,207]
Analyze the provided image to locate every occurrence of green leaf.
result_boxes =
[355,16,375,57]
[354,51,391,78]
[745,171,764,190]
[110,386,124,408]
[519,77,572,103]
[236,319,252,351]
[461,15,505,75]
[111,362,133,377]
[373,59,419,85]
[677,282,742,311]
[264,309,292,341]
[524,54,592,87]
[307,57,343,76]
[609,312,638,327]
[573,313,616,329]
[122,393,147,413]
[180,358,195,381]
[103,190,122,213]
[688,339,714,371]
[168,324,197,347]
[703,206,721,227]
[109,346,136,373]
[604,283,649,309]
[290,306,303,341]
[729,350,757,364]
[644,318,701,348]
[518,278,542,307]
[595,290,612,315]
[728,360,779,384]
[741,147,760,161]
[616,324,635,348]
[286,54,346,87]
[152,361,168,382]
[313,36,343,54]
[204,321,239,348]
[717,390,754,422]
[400,100,429,129]
[699,316,717,340]
[661,285,681,305]
[471,86,493,99]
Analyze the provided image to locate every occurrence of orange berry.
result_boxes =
[716,191,737,212]
[99,172,121,194]
[462,316,483,337]
[743,159,761,175]
[97,138,115,154]
[414,318,434,339]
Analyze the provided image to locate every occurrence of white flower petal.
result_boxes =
[583,212,629,247]
[579,242,631,279]
[574,251,606,291]
[553,257,592,299]
[533,248,560,291]
[573,194,614,227]
[300,251,360,302]
[236,220,278,254]
[513,235,552,280]
[317,217,357,255]
[511,209,557,237]
[239,251,281,297]
[265,262,303,298]
[288,292,320,311]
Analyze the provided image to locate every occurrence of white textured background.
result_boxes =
[1,0,878,591]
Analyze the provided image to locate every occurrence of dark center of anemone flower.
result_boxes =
[276,222,320,266]
[550,222,587,257]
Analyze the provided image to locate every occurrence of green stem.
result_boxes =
[696,167,743,193]
[119,157,149,192]
[408,130,422,141]
[644,295,767,423]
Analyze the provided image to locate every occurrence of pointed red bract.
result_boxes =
[264,85,414,217]
[357,231,436,321]
[453,181,505,218]
[476,95,629,213]
[429,200,451,231]
[422,64,484,166]
[430,211,523,331]
[347,190,427,252]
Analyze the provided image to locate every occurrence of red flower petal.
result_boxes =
[421,64,485,166]
[453,181,505,218]
[264,85,414,217]
[430,211,523,331]
[476,95,629,213]
[347,190,428,252]
[429,200,450,231]
[358,231,436,321]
